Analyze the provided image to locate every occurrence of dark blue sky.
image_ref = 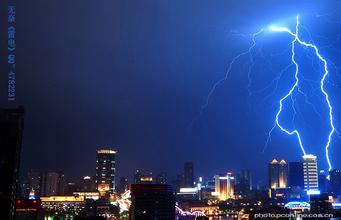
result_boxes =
[2,0,341,186]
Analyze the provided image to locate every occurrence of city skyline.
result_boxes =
[20,147,341,192]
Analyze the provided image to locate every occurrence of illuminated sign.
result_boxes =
[40,196,84,202]
[73,192,99,200]
[179,188,198,193]
[97,149,117,154]
[284,201,310,210]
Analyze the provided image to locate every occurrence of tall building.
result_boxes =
[235,169,251,195]
[278,160,288,188]
[329,169,341,196]
[0,107,24,220]
[269,159,279,189]
[183,162,194,188]
[27,170,66,197]
[95,149,117,194]
[134,170,142,184]
[302,154,318,191]
[41,171,65,196]
[268,159,288,189]
[318,170,327,193]
[129,184,175,219]
[214,173,235,200]
[288,162,304,188]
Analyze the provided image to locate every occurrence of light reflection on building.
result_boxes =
[268,159,288,189]
[213,173,235,201]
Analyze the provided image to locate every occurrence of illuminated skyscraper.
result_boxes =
[269,159,279,189]
[268,159,288,189]
[302,154,318,191]
[95,149,117,194]
[278,160,288,188]
[183,162,194,188]
[0,107,24,220]
[214,173,235,200]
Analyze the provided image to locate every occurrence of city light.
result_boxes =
[96,149,117,154]
[112,190,131,213]
[284,201,310,210]
[40,196,84,202]
[306,189,321,195]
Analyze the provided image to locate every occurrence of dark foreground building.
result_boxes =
[310,193,332,214]
[0,106,24,220]
[129,184,175,220]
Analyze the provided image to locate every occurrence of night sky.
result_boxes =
[1,0,341,186]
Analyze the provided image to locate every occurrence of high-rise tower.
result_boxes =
[268,159,288,189]
[302,154,318,191]
[95,149,117,195]
[183,162,194,188]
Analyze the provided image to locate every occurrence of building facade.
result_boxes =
[214,173,235,200]
[235,169,251,196]
[134,170,142,184]
[183,162,194,188]
[268,159,288,189]
[302,155,318,191]
[41,171,65,196]
[95,149,117,194]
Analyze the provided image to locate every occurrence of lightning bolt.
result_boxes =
[199,28,264,115]
[267,16,335,174]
